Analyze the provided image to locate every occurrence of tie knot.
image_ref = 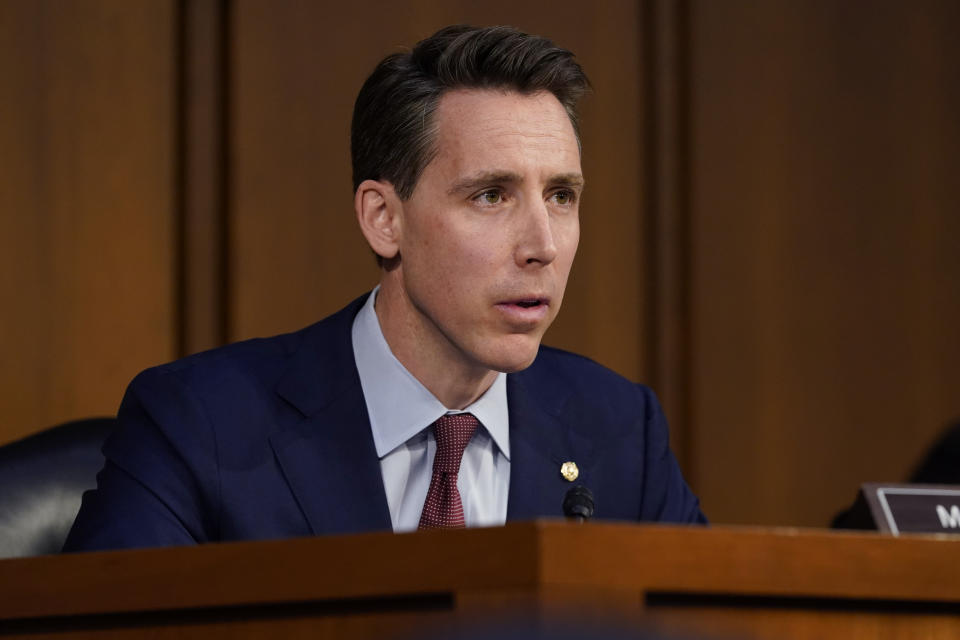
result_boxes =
[432,413,479,474]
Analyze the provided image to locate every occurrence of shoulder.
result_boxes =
[130,294,367,399]
[138,326,305,392]
[523,344,654,400]
[114,325,311,456]
[109,294,368,472]
[527,345,639,385]
[122,328,302,425]
[515,345,661,436]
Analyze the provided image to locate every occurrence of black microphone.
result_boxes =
[562,485,595,523]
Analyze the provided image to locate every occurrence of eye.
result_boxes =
[475,189,504,206]
[550,189,576,205]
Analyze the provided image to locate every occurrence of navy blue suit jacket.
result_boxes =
[64,295,705,551]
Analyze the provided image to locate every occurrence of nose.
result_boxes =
[514,198,558,267]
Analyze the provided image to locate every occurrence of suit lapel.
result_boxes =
[270,295,392,535]
[265,295,594,531]
[506,369,595,520]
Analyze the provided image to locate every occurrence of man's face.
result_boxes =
[390,89,582,376]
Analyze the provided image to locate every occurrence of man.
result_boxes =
[64,25,704,552]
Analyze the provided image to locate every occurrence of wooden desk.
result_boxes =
[1,521,957,638]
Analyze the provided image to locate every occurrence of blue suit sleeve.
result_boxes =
[62,368,221,552]
[638,385,707,524]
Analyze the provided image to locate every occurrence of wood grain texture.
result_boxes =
[3,522,959,639]
[687,0,960,526]
[5,0,960,536]
[643,0,694,477]
[649,608,960,640]
[178,0,228,355]
[0,0,176,445]
[229,0,647,382]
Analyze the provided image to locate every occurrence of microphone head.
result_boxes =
[562,485,595,521]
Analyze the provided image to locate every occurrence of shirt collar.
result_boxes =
[351,287,510,460]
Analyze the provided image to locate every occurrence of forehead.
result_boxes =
[429,89,581,178]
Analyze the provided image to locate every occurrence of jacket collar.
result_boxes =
[270,294,394,536]
[506,360,595,520]
[268,294,593,532]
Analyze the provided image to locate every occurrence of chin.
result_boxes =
[479,335,543,373]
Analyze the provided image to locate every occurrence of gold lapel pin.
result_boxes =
[560,461,579,482]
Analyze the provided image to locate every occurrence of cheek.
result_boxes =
[405,224,492,298]
[433,224,509,273]
[557,220,581,272]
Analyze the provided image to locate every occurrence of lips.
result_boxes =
[495,296,551,325]
[498,295,550,308]
[515,299,543,308]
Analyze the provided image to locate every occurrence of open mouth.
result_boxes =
[496,297,550,324]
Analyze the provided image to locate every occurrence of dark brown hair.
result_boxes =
[351,25,590,200]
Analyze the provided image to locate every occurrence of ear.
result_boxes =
[355,179,402,261]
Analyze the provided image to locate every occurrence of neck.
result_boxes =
[374,277,498,410]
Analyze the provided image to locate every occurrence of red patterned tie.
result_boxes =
[418,413,479,529]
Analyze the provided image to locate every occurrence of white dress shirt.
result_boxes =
[351,287,511,532]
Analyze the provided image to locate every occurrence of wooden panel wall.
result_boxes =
[686,0,960,525]
[4,0,958,529]
[0,0,176,445]
[229,0,647,384]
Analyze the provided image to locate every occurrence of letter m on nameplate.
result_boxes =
[936,505,960,529]
[864,484,960,535]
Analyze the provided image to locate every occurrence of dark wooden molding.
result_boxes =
[642,0,693,481]
[175,0,230,357]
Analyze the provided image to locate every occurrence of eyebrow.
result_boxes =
[447,171,585,195]
[550,173,586,190]
[448,171,522,196]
